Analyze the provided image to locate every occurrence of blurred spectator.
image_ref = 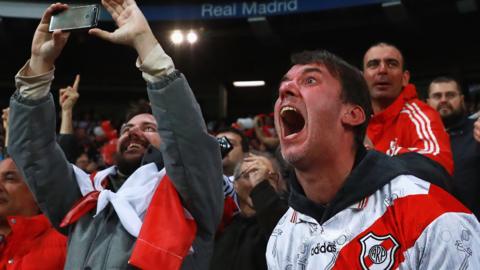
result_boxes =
[230,114,279,152]
[363,42,453,176]
[74,152,98,174]
[1,105,66,268]
[0,158,67,269]
[211,153,287,270]
[427,76,480,218]
[253,113,279,151]
[75,152,89,171]
[216,127,249,177]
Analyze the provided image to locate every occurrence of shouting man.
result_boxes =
[266,50,480,269]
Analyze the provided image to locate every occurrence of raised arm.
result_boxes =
[8,3,82,232]
[27,4,70,76]
[59,74,80,135]
[146,68,224,270]
[89,1,224,268]
[253,115,279,150]
[57,75,81,163]
[2,108,9,149]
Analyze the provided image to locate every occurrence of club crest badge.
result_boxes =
[359,232,400,270]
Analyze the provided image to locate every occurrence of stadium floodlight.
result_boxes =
[186,31,198,44]
[170,30,184,45]
[233,81,266,87]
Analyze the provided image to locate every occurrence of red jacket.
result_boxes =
[367,84,454,175]
[0,214,67,270]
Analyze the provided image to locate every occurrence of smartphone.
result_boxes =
[217,136,233,158]
[49,5,100,32]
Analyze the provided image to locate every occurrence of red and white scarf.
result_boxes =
[61,162,197,270]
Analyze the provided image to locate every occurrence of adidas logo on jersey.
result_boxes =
[311,242,337,255]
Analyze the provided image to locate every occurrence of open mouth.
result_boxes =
[120,139,149,154]
[127,143,144,151]
[280,106,305,137]
[374,81,391,88]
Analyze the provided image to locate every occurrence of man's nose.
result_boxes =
[279,80,300,100]
[127,126,142,138]
[378,62,388,73]
[439,94,448,103]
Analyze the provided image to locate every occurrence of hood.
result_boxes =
[288,147,411,224]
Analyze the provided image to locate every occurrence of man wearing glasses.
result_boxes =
[427,77,480,219]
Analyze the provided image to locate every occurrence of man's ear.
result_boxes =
[342,104,366,127]
[402,70,411,87]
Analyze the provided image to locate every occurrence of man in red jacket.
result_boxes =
[363,42,453,175]
[0,158,66,269]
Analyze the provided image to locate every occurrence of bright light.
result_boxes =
[186,31,198,44]
[170,30,184,45]
[233,81,266,87]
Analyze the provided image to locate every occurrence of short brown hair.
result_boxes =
[125,99,152,123]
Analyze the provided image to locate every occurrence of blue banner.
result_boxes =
[100,0,392,21]
[0,0,393,21]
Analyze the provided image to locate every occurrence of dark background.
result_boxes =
[1,0,480,123]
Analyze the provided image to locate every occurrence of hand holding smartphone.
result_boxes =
[49,4,100,32]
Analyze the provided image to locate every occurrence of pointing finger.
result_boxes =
[72,74,80,91]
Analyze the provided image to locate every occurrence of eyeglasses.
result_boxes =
[429,91,461,101]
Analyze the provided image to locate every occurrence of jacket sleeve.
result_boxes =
[397,102,454,175]
[8,92,82,233]
[403,212,480,269]
[57,133,81,163]
[146,71,224,269]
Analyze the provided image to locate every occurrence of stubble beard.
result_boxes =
[441,107,465,129]
[116,153,143,176]
[282,147,304,167]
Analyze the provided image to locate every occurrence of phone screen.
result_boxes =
[49,5,99,32]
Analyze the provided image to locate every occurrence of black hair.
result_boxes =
[428,76,462,96]
[125,99,152,123]
[364,42,408,71]
[216,127,250,152]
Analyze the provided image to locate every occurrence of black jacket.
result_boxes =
[447,116,480,219]
[210,181,288,270]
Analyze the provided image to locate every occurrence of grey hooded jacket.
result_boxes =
[8,71,224,269]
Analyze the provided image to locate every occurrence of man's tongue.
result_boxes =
[283,110,305,136]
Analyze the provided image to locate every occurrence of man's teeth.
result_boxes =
[128,143,142,149]
[280,106,297,116]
